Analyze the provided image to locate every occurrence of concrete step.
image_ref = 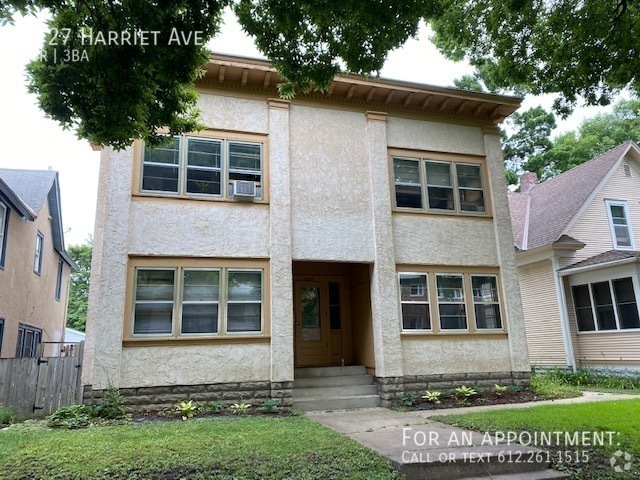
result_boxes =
[293,394,380,411]
[294,384,378,399]
[295,365,366,378]
[460,469,569,479]
[294,374,374,388]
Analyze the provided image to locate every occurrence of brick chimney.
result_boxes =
[520,172,538,194]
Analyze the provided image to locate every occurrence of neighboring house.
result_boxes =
[83,54,530,410]
[510,141,640,371]
[0,168,74,358]
[65,327,86,343]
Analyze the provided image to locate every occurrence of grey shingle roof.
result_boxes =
[509,141,637,251]
[558,250,640,272]
[0,168,57,213]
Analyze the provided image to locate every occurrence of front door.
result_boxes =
[294,282,330,366]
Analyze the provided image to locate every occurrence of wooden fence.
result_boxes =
[0,342,84,415]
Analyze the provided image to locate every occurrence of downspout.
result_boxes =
[551,256,577,372]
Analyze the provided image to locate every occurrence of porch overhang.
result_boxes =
[558,250,640,276]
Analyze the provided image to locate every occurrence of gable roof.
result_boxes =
[558,250,640,274]
[0,168,74,267]
[509,140,639,251]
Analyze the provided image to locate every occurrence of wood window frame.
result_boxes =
[132,129,269,204]
[123,257,270,345]
[389,148,492,218]
[398,272,432,332]
[397,265,507,337]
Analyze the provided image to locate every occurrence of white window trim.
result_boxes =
[605,200,635,250]
[0,201,6,268]
[435,273,469,332]
[470,274,503,331]
[34,231,44,275]
[398,272,432,333]
[424,160,455,212]
[185,136,223,198]
[573,275,640,334]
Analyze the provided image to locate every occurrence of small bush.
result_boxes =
[422,391,442,404]
[530,373,581,400]
[0,404,17,425]
[401,393,420,406]
[230,403,251,415]
[175,400,198,420]
[258,398,279,413]
[494,384,508,396]
[45,405,95,429]
[201,400,223,414]
[93,382,127,420]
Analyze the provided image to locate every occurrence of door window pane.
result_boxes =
[613,278,640,329]
[572,285,595,331]
[301,287,321,340]
[329,282,341,330]
[592,281,617,330]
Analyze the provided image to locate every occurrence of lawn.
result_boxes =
[0,416,401,480]
[434,399,640,479]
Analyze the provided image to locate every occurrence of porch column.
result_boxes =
[268,99,294,403]
[483,126,530,374]
[365,111,404,402]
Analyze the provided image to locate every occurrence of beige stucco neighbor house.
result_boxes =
[0,168,74,358]
[83,54,531,411]
[510,141,640,371]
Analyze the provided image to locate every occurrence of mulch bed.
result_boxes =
[404,389,541,410]
[131,408,292,423]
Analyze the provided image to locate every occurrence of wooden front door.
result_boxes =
[294,282,331,366]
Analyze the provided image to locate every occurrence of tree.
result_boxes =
[525,99,640,178]
[1,1,638,149]
[66,239,92,332]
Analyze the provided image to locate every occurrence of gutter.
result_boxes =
[558,257,640,276]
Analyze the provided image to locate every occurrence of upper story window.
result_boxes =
[572,277,640,332]
[55,258,64,301]
[606,200,634,250]
[34,231,44,275]
[0,202,7,268]
[392,155,487,214]
[140,134,264,201]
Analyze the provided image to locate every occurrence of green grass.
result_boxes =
[529,372,583,400]
[536,366,640,390]
[434,399,640,479]
[0,416,401,480]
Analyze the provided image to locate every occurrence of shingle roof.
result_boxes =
[509,141,637,251]
[0,168,57,213]
[558,250,640,272]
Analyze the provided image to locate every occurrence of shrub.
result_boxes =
[175,400,198,420]
[530,372,581,400]
[422,391,442,404]
[45,405,95,429]
[494,384,508,396]
[0,404,17,425]
[93,382,127,420]
[401,393,420,406]
[230,403,251,415]
[258,398,279,413]
[202,400,223,414]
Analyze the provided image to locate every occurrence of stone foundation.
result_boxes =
[83,381,294,413]
[376,371,531,407]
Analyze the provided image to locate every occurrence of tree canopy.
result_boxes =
[66,239,92,332]
[1,0,638,149]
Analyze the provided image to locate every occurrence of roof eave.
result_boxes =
[558,257,640,276]
[0,178,36,221]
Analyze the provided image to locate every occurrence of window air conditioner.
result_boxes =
[233,180,257,198]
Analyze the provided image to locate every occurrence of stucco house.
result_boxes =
[0,168,74,358]
[83,54,531,411]
[509,141,640,371]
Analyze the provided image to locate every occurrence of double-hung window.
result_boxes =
[0,202,7,268]
[398,273,430,330]
[34,231,44,275]
[471,275,502,329]
[16,323,42,358]
[131,264,264,338]
[572,277,640,332]
[436,274,468,330]
[140,134,264,200]
[392,154,487,214]
[606,200,634,249]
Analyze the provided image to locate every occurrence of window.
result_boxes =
[606,200,634,249]
[34,231,44,275]
[0,318,4,355]
[471,275,502,329]
[399,273,430,330]
[131,264,264,337]
[0,202,7,268]
[436,274,468,330]
[16,323,42,358]
[140,134,264,200]
[572,277,640,332]
[392,154,487,214]
[55,259,64,301]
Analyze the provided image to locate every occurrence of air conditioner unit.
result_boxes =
[233,180,257,198]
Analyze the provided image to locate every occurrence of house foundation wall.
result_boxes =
[376,371,531,407]
[83,381,294,413]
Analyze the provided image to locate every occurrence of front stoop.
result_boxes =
[293,365,380,411]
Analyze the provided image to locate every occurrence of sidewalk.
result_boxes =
[306,391,637,480]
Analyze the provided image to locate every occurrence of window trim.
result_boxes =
[124,257,270,343]
[398,272,432,333]
[572,276,640,334]
[397,266,507,336]
[435,273,469,332]
[179,267,222,336]
[0,201,7,269]
[55,258,64,301]
[16,323,42,358]
[389,149,491,217]
[605,200,635,250]
[133,130,269,204]
[470,274,503,331]
[0,318,4,356]
[34,231,44,275]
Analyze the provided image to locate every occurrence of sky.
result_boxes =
[0,10,613,246]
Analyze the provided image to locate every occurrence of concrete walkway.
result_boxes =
[306,392,637,480]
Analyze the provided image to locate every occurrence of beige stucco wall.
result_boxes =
[0,200,71,358]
